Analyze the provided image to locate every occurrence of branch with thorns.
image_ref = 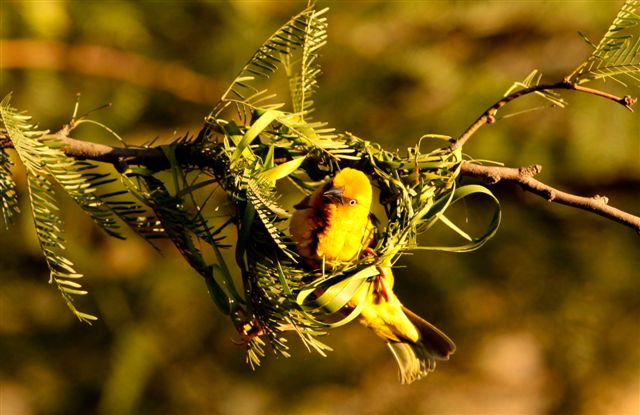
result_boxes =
[2,105,637,233]
[459,162,640,231]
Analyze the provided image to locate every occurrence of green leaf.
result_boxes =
[314,268,375,314]
[210,4,328,124]
[258,156,306,182]
[297,265,377,312]
[231,109,282,166]
[419,184,502,252]
[0,146,20,229]
[570,0,640,85]
[204,265,232,315]
[1,95,96,322]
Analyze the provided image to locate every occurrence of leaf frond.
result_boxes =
[208,4,328,126]
[0,145,20,229]
[570,0,640,85]
[0,95,96,322]
[505,70,568,108]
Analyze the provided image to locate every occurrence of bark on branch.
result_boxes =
[54,131,170,171]
[460,162,640,232]
[2,129,639,233]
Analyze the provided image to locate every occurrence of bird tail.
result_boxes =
[387,307,456,384]
[387,341,435,384]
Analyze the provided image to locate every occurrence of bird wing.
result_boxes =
[293,194,312,210]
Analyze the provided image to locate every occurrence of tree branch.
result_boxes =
[0,39,220,104]
[2,123,184,172]
[54,129,170,171]
[2,128,638,232]
[460,161,640,232]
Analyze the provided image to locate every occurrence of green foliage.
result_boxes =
[0,95,97,322]
[187,3,502,366]
[211,5,328,122]
[0,143,19,230]
[0,0,637,374]
[570,0,640,85]
[505,69,569,108]
[0,98,167,321]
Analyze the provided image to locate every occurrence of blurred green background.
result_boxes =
[1,1,639,414]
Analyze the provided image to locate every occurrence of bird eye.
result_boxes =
[349,199,357,206]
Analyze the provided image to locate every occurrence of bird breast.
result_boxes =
[316,204,371,263]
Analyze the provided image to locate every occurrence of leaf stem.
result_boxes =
[570,83,638,110]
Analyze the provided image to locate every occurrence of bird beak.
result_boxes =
[322,186,345,204]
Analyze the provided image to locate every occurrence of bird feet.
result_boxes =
[375,268,390,303]
[363,247,390,302]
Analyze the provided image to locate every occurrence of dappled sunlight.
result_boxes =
[1,1,638,415]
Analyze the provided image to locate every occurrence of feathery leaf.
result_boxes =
[0,95,96,322]
[0,145,19,229]
[570,0,640,85]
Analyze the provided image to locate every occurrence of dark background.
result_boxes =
[1,1,638,414]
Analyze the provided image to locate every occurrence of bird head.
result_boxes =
[322,168,373,210]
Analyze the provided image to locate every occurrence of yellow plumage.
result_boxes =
[290,167,455,383]
[289,168,374,265]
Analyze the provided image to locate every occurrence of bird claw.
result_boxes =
[375,267,390,302]
[363,247,377,257]
[361,247,389,302]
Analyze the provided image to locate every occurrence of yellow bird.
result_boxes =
[290,168,455,383]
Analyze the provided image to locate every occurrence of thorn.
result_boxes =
[487,174,501,185]
[519,164,542,177]
[593,194,609,205]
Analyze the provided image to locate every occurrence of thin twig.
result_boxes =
[571,83,638,109]
[449,80,637,151]
[460,161,640,233]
